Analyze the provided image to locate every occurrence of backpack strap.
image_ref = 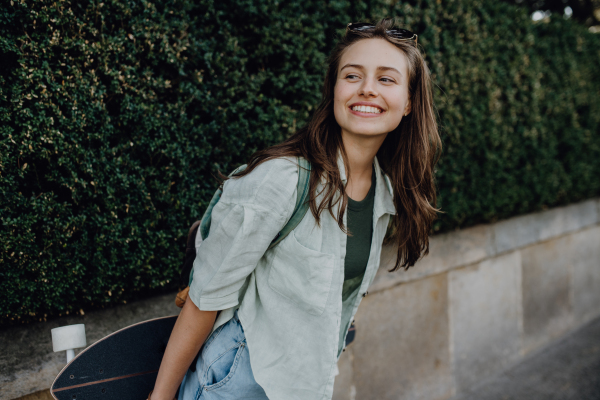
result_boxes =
[267,157,311,250]
[199,164,247,240]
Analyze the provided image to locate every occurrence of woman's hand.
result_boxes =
[151,298,217,400]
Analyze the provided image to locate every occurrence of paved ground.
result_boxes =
[451,316,600,400]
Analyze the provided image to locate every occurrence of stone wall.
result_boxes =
[333,198,600,400]
[1,199,599,400]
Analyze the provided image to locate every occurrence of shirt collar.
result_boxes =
[336,151,396,217]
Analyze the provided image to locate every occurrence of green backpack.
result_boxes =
[179,157,312,289]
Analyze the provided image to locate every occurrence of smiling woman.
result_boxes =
[150,18,441,400]
[335,40,411,139]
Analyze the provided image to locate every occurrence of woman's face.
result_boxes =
[334,38,411,140]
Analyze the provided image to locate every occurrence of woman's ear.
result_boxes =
[404,100,411,116]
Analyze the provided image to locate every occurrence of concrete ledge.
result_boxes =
[0,292,180,400]
[492,199,599,254]
[370,198,600,294]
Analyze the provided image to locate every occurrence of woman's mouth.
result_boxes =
[349,104,384,116]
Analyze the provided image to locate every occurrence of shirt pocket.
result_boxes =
[267,231,335,316]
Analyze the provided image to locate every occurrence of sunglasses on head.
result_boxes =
[346,22,418,45]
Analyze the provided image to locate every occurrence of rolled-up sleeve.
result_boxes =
[188,158,298,311]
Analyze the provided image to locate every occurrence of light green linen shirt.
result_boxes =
[189,154,396,400]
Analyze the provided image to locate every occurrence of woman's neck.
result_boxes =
[341,130,387,200]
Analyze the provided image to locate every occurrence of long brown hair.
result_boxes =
[230,18,441,271]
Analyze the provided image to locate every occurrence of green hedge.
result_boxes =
[1,0,599,325]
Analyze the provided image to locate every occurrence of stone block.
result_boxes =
[560,199,599,236]
[521,237,574,353]
[0,292,180,399]
[493,199,599,255]
[569,226,600,324]
[449,251,523,392]
[351,274,453,400]
[493,209,559,254]
[371,224,494,293]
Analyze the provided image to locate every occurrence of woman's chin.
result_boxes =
[343,129,391,139]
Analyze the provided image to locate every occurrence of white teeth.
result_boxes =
[351,105,381,114]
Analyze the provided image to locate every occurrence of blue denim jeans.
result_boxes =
[178,311,268,400]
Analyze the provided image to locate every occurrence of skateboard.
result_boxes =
[51,315,178,400]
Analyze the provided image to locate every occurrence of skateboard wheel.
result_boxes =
[51,324,87,353]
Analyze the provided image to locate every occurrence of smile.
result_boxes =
[350,105,382,114]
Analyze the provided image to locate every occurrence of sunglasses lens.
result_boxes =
[348,23,416,42]
[348,23,375,31]
[387,28,415,39]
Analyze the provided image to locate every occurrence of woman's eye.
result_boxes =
[380,77,395,83]
[345,74,360,80]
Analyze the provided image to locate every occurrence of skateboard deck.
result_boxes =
[51,315,178,400]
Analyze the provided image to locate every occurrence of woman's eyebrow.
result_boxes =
[340,63,365,72]
[377,66,402,76]
[340,63,402,77]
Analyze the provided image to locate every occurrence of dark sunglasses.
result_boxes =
[346,22,418,45]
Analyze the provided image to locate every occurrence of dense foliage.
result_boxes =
[1,0,599,325]
[501,0,600,27]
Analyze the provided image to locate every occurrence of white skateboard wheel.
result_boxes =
[51,324,87,353]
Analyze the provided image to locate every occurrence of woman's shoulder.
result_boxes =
[221,156,299,217]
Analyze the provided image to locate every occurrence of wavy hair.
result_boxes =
[230,18,441,271]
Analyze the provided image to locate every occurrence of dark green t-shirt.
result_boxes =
[338,168,376,354]
[344,169,376,281]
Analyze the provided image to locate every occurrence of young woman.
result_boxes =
[150,18,440,400]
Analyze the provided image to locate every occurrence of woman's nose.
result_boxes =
[358,77,378,97]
